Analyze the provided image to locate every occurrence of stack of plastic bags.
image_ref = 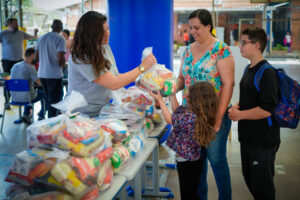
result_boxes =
[6,91,114,200]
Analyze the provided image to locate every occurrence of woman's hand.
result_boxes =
[214,118,222,133]
[141,54,157,71]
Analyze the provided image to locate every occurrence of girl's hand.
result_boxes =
[141,54,157,71]
[148,90,163,102]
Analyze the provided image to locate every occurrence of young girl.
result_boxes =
[149,81,218,200]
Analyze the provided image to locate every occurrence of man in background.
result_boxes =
[0,18,38,110]
[35,19,66,118]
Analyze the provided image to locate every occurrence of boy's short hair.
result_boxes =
[63,29,70,37]
[242,27,267,53]
[25,48,35,57]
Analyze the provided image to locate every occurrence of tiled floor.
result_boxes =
[0,56,300,200]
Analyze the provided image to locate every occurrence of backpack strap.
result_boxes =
[254,62,275,92]
[253,62,277,126]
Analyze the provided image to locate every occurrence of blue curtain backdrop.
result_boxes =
[108,0,174,87]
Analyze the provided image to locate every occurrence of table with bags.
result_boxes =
[4,50,177,200]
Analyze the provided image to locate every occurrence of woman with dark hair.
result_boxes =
[68,11,156,117]
[177,9,235,200]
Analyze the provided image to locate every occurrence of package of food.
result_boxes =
[110,145,131,173]
[135,64,178,97]
[143,118,154,135]
[26,114,66,148]
[5,184,72,200]
[30,191,73,200]
[100,119,130,144]
[5,148,69,186]
[123,135,144,157]
[97,159,113,191]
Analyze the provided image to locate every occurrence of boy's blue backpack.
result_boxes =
[246,62,300,129]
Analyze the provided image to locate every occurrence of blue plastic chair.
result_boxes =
[1,79,34,134]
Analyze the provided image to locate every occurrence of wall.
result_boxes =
[291,0,300,51]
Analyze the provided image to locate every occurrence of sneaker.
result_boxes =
[38,116,44,121]
[5,105,11,110]
[22,115,32,124]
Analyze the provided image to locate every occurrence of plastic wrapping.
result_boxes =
[56,125,105,157]
[110,145,131,173]
[123,135,144,157]
[143,118,154,135]
[26,114,66,148]
[135,64,178,97]
[100,119,130,144]
[97,159,114,191]
[30,191,73,200]
[5,148,69,186]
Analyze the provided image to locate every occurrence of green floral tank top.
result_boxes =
[181,40,232,104]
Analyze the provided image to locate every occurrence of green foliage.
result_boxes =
[273,44,288,51]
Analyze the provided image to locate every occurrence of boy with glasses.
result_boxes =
[228,27,280,200]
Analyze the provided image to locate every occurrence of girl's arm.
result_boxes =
[93,54,156,90]
[149,91,172,125]
[170,94,179,112]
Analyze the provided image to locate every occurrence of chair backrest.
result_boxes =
[5,79,30,92]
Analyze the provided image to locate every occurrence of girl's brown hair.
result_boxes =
[188,82,218,147]
[71,11,110,76]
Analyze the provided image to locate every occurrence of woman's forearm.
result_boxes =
[217,83,234,121]
[94,67,142,90]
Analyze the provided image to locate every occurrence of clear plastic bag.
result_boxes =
[97,159,113,192]
[110,145,131,173]
[26,114,66,148]
[5,148,69,186]
[135,64,179,97]
[100,119,130,144]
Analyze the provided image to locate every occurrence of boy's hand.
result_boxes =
[148,90,163,102]
[228,106,241,121]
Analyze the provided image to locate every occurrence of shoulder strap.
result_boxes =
[254,62,275,92]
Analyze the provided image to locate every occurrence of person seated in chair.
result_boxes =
[10,48,45,124]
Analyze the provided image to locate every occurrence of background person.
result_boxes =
[35,19,66,118]
[10,48,45,123]
[68,11,156,118]
[177,9,235,200]
[0,18,38,110]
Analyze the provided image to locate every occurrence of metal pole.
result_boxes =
[3,0,7,21]
[212,0,215,27]
[270,10,273,55]
[90,0,93,10]
[0,0,2,30]
[81,0,84,14]
[18,0,23,28]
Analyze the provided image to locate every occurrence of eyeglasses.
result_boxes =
[240,40,255,46]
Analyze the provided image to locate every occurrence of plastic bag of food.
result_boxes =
[5,184,72,200]
[26,114,66,148]
[5,148,69,186]
[97,159,113,191]
[136,64,178,97]
[143,118,154,135]
[100,119,130,144]
[110,145,131,173]
[123,134,144,157]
